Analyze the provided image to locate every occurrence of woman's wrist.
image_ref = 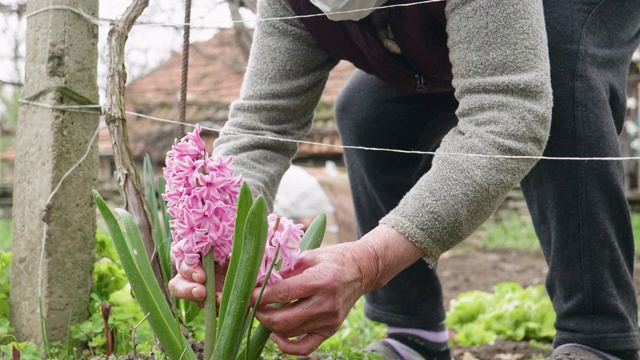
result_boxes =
[356,224,425,291]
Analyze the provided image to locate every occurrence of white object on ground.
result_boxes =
[274,165,335,219]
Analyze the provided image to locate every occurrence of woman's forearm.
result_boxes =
[381,0,553,263]
[213,0,338,208]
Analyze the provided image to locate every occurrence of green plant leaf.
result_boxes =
[217,182,254,335]
[178,298,202,325]
[245,244,281,358]
[0,342,41,360]
[93,261,128,300]
[143,155,171,284]
[155,175,174,285]
[213,196,268,360]
[115,209,177,323]
[38,299,50,357]
[299,214,327,252]
[157,176,173,242]
[236,214,327,360]
[203,251,217,360]
[93,190,196,360]
[446,281,555,346]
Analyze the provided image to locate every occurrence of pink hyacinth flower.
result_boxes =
[163,124,241,269]
[256,214,305,285]
[163,124,308,287]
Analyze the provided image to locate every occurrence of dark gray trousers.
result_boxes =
[334,0,640,351]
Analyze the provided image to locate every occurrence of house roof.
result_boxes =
[123,29,355,163]
[126,29,246,106]
[126,29,355,106]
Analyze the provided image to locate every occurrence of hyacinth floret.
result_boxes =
[256,214,305,285]
[163,124,241,270]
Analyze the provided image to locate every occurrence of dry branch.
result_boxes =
[238,0,257,13]
[104,0,173,305]
[228,0,253,62]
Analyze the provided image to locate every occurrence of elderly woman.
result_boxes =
[169,0,640,359]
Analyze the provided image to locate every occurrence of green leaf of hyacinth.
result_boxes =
[217,182,254,336]
[244,244,281,359]
[143,157,161,253]
[115,209,177,325]
[203,250,217,360]
[143,155,172,285]
[213,196,268,360]
[299,213,327,252]
[157,176,173,239]
[93,190,196,360]
[236,214,327,360]
[156,176,174,282]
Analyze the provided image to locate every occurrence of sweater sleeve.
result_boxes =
[379,0,552,263]
[212,0,338,207]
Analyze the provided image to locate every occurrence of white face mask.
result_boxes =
[309,0,388,21]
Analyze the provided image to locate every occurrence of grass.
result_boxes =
[478,215,541,252]
[631,213,640,255]
[0,219,10,252]
[477,212,640,255]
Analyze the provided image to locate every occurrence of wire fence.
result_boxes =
[5,0,640,301]
[16,1,640,162]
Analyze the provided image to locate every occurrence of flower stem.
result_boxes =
[244,244,280,360]
[203,250,217,360]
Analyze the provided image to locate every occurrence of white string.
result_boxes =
[25,0,446,28]
[19,99,103,111]
[38,124,101,298]
[26,5,102,25]
[128,111,640,161]
[235,0,447,24]
[17,99,640,162]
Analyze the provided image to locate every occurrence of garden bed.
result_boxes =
[439,247,640,359]
[440,248,550,359]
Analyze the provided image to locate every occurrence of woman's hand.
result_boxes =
[168,260,228,308]
[253,224,424,356]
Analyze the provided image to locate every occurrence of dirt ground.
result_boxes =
[438,247,640,360]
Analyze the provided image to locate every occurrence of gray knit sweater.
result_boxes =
[213,0,552,264]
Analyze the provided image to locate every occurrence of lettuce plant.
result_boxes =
[447,282,556,346]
